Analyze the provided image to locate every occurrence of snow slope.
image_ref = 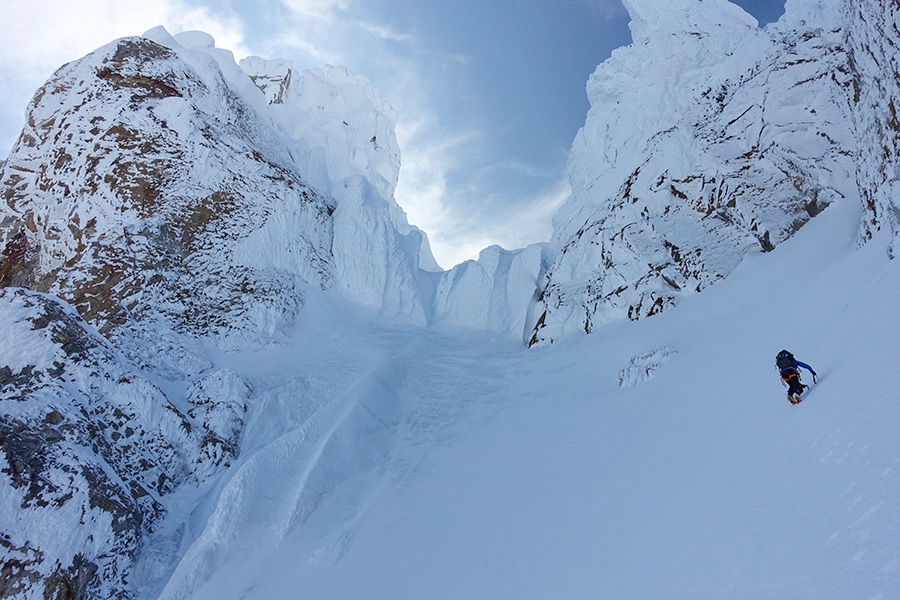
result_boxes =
[137,195,900,599]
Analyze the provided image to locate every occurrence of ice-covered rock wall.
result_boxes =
[528,0,858,345]
[843,0,900,257]
[0,288,249,599]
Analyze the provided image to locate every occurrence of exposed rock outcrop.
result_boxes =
[0,287,249,599]
[528,0,861,345]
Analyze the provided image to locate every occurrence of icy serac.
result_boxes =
[528,0,859,345]
[239,53,446,321]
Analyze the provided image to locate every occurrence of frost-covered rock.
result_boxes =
[0,288,234,600]
[186,368,251,481]
[528,0,857,345]
[618,346,676,387]
[0,33,333,349]
[843,0,900,257]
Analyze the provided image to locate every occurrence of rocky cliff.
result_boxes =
[528,0,862,345]
[0,287,249,599]
[845,0,900,258]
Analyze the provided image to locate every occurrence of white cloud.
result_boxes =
[396,119,570,268]
[355,21,413,43]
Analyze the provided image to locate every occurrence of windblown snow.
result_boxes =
[1,0,899,598]
[144,196,900,600]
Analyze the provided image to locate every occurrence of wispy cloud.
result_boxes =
[356,21,414,44]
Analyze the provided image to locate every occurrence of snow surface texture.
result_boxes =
[1,0,899,598]
[146,189,900,600]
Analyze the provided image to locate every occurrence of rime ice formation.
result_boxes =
[528,0,900,345]
[527,0,859,345]
[843,0,900,258]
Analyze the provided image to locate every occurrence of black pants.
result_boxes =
[782,369,804,396]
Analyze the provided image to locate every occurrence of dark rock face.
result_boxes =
[0,288,248,599]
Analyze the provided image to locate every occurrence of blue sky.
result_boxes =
[0,0,785,268]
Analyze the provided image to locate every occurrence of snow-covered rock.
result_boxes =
[528,0,859,345]
[0,288,239,600]
[618,346,676,387]
[842,0,900,257]
[0,33,333,349]
[0,28,446,352]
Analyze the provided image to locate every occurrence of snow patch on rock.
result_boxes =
[618,346,676,387]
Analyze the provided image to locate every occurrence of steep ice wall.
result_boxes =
[239,55,442,274]
[528,0,858,345]
[330,174,436,323]
[433,243,545,338]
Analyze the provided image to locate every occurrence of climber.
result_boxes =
[776,349,817,404]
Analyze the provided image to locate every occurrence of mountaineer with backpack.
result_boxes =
[776,349,817,404]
